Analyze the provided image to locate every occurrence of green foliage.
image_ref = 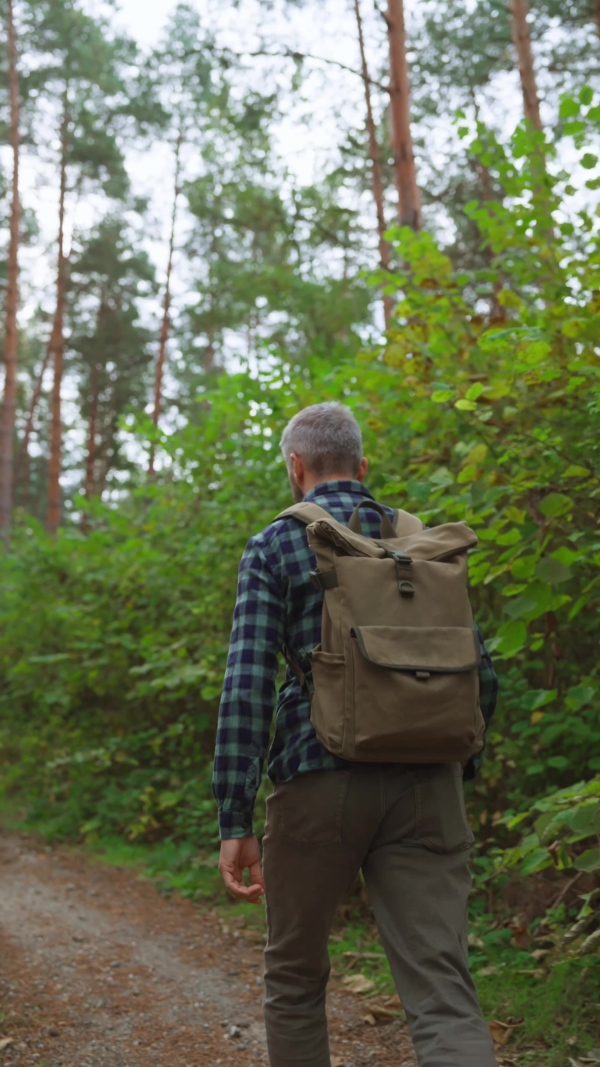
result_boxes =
[2,82,600,1064]
[500,776,600,953]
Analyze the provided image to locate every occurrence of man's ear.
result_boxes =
[290,453,305,485]
[357,457,368,482]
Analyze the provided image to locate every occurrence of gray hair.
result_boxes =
[280,402,363,478]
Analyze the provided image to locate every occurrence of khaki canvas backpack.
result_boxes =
[276,499,485,764]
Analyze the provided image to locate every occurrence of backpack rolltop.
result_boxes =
[277,500,485,764]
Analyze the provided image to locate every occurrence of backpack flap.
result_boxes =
[305,516,478,563]
[340,624,484,763]
[351,625,481,673]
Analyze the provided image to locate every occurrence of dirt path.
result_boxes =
[0,834,416,1067]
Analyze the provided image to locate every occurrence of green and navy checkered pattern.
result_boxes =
[213,480,498,838]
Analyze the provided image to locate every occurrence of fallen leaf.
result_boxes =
[331,1057,345,1067]
[341,974,376,995]
[382,993,403,1010]
[530,948,551,961]
[362,1013,377,1026]
[489,1020,513,1047]
[0,1039,14,1052]
[366,1004,395,1020]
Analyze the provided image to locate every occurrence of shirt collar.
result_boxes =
[303,480,374,502]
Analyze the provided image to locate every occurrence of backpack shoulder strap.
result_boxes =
[392,508,424,537]
[274,502,332,526]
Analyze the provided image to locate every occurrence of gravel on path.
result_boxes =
[0,834,417,1067]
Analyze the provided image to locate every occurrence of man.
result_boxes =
[213,402,499,1067]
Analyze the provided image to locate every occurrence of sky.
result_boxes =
[117,0,177,44]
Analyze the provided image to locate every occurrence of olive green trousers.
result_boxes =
[262,764,498,1067]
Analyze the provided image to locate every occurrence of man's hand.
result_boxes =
[218,835,266,904]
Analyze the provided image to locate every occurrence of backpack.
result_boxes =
[276,499,485,764]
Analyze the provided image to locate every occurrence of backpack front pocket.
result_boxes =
[310,648,346,756]
[349,625,484,763]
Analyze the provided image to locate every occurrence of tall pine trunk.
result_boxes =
[149,134,182,478]
[354,0,393,330]
[508,0,543,131]
[47,96,69,535]
[594,0,600,40]
[81,296,107,523]
[0,0,21,538]
[14,338,51,503]
[80,359,100,531]
[386,0,421,230]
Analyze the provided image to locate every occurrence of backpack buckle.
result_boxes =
[387,551,412,566]
[387,551,414,596]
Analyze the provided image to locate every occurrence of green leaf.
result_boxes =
[539,493,573,518]
[535,558,571,585]
[432,390,455,403]
[565,685,595,711]
[465,382,484,401]
[574,848,600,872]
[495,620,527,657]
[457,464,476,484]
[520,848,554,875]
[559,96,580,120]
[455,399,477,411]
[497,528,521,546]
[567,801,600,836]
[546,756,569,770]
[579,86,594,106]
[581,153,598,170]
[503,595,538,620]
[511,556,537,580]
[527,689,558,711]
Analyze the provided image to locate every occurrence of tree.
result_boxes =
[0,0,21,537]
[149,135,182,478]
[68,214,155,513]
[509,0,543,131]
[353,0,393,329]
[22,0,155,531]
[386,0,421,229]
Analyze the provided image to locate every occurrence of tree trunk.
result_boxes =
[594,0,600,39]
[80,359,100,531]
[14,338,52,501]
[354,0,393,330]
[508,0,543,131]
[47,97,69,535]
[386,0,421,230]
[149,133,182,478]
[0,0,21,539]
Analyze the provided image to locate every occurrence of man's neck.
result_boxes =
[301,473,358,496]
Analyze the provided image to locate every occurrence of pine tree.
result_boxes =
[386,0,421,229]
[22,0,151,530]
[0,0,21,537]
[68,214,155,513]
[509,0,543,130]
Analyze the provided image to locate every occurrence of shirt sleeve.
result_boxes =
[463,626,499,781]
[212,536,285,839]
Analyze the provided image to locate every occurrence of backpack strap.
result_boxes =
[392,508,425,537]
[274,502,333,526]
[349,499,396,539]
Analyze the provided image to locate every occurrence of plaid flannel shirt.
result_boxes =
[213,480,499,839]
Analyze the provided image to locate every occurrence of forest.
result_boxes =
[0,0,599,1063]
